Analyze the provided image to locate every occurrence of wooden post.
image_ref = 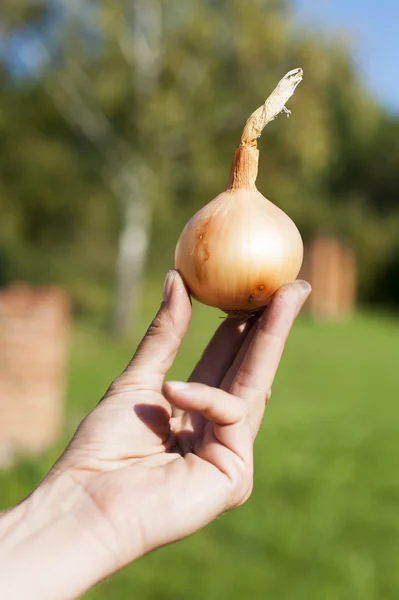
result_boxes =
[0,283,70,466]
[300,236,357,319]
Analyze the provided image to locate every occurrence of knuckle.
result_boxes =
[105,375,125,396]
[146,307,181,345]
[237,480,254,506]
[231,474,254,508]
[105,370,144,398]
[147,309,170,337]
[224,455,254,509]
[265,387,272,404]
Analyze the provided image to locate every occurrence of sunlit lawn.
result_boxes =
[1,282,398,599]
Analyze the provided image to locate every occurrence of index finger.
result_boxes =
[115,271,192,392]
[228,280,311,436]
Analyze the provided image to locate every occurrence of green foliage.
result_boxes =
[1,299,398,599]
[0,0,399,310]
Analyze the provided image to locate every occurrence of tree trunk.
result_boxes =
[30,2,162,337]
[113,189,152,336]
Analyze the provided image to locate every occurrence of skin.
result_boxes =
[0,270,310,600]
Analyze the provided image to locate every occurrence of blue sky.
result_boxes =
[293,0,399,114]
[1,0,398,115]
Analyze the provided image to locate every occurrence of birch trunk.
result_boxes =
[112,165,152,335]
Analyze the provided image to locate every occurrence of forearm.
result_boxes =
[0,474,115,600]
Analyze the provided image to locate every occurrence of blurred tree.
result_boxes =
[0,0,398,318]
[1,0,163,334]
[45,0,164,336]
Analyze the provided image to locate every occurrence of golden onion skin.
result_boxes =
[175,187,303,313]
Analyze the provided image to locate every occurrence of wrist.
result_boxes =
[0,470,119,600]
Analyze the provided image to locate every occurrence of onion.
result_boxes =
[175,69,304,315]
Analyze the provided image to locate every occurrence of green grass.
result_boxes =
[1,286,399,599]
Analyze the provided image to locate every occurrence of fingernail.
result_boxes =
[296,279,312,293]
[296,280,312,301]
[165,381,189,392]
[163,270,176,302]
[295,280,311,314]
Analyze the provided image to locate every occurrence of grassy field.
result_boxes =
[1,285,399,599]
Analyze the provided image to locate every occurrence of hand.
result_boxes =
[0,271,310,600]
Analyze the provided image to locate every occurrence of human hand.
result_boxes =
[0,271,310,600]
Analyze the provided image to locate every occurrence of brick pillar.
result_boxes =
[0,283,70,466]
[300,236,357,319]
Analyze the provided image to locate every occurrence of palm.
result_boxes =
[62,381,248,561]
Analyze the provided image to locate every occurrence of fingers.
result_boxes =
[165,381,243,425]
[164,381,251,462]
[172,314,254,424]
[189,316,256,387]
[220,310,264,392]
[172,306,255,425]
[118,271,192,390]
[228,280,311,436]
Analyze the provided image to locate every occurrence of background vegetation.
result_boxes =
[1,0,399,326]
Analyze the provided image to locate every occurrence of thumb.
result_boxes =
[118,270,192,390]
